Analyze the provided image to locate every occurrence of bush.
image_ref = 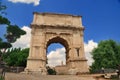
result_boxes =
[47,66,56,75]
[0,76,4,80]
[2,48,29,67]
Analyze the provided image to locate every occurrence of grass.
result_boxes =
[0,76,4,80]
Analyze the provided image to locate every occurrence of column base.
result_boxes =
[24,68,47,75]
[25,57,47,75]
[67,58,89,74]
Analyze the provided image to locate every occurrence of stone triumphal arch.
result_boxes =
[25,12,89,75]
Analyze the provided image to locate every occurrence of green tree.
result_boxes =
[0,41,12,53]
[5,25,26,43]
[0,16,10,25]
[0,1,26,54]
[90,40,120,73]
[3,48,29,67]
[0,1,10,25]
[16,48,29,66]
[0,1,26,43]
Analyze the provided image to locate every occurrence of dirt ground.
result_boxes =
[5,72,109,80]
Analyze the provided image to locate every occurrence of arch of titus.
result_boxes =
[25,12,89,75]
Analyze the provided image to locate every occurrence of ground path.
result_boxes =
[5,72,107,80]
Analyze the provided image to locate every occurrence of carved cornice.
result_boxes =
[27,57,46,61]
[33,12,82,18]
[67,58,87,62]
[45,31,72,35]
[30,24,84,31]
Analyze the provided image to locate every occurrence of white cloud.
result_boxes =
[47,48,66,67]
[84,40,98,66]
[12,26,31,48]
[8,0,40,6]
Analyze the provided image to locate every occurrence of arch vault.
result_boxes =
[25,12,89,75]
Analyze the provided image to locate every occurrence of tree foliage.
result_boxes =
[90,40,120,73]
[0,16,10,25]
[5,25,26,43]
[0,1,28,68]
[46,66,56,75]
[2,48,29,67]
[0,1,9,24]
[0,42,12,49]
[0,1,26,43]
[0,38,12,54]
[0,1,26,55]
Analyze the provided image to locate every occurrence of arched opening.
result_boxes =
[47,43,66,67]
[46,37,69,67]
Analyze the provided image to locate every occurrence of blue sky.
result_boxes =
[0,0,120,66]
[1,0,120,43]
